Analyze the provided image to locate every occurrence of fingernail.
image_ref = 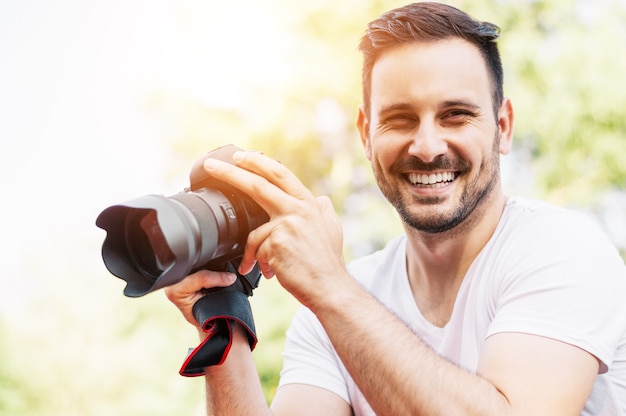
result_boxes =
[204,158,219,170]
[233,150,263,163]
[232,151,245,162]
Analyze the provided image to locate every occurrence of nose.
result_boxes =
[407,120,448,163]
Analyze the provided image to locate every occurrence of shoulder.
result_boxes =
[486,197,626,370]
[492,196,625,282]
[504,196,597,228]
[505,196,604,231]
[497,196,617,254]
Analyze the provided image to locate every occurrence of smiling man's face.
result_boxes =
[358,38,511,233]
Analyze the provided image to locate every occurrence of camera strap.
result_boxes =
[178,288,257,377]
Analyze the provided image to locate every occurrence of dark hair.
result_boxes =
[358,2,503,118]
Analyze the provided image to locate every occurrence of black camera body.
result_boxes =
[96,145,269,297]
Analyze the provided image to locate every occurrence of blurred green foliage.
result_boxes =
[2,0,625,414]
[477,0,626,204]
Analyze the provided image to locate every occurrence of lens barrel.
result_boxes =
[96,145,269,297]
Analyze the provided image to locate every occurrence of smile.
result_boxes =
[407,171,456,187]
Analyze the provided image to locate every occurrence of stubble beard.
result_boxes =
[373,132,502,234]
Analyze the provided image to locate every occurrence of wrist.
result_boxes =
[306,269,366,316]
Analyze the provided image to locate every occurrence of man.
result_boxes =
[166,2,626,415]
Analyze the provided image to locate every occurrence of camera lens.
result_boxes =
[125,209,176,281]
[96,187,267,297]
[96,145,269,297]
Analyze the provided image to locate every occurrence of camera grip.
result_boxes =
[179,288,257,377]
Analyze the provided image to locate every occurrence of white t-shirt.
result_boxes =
[279,196,626,415]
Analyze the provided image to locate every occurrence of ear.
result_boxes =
[497,97,514,155]
[356,105,372,161]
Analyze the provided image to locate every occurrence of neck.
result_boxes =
[403,192,508,327]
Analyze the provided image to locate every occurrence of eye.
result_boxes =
[382,114,417,130]
[447,109,472,118]
[442,109,474,125]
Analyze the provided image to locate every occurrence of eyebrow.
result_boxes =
[377,100,482,116]
[440,100,481,111]
[377,102,415,116]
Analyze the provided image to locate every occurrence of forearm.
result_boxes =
[312,276,509,416]
[202,323,271,416]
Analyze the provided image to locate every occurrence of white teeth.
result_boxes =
[408,172,455,185]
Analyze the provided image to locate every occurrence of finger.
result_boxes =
[232,151,312,200]
[170,269,237,295]
[165,270,237,327]
[316,195,334,213]
[203,153,312,215]
[249,258,275,280]
[317,195,342,228]
[237,222,271,275]
[164,270,237,307]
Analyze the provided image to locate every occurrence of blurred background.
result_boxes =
[1,0,625,414]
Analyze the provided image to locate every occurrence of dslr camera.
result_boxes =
[96,145,269,298]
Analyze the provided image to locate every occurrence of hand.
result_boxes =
[203,150,349,308]
[164,270,237,330]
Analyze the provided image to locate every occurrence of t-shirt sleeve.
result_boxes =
[277,306,351,404]
[486,212,626,373]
